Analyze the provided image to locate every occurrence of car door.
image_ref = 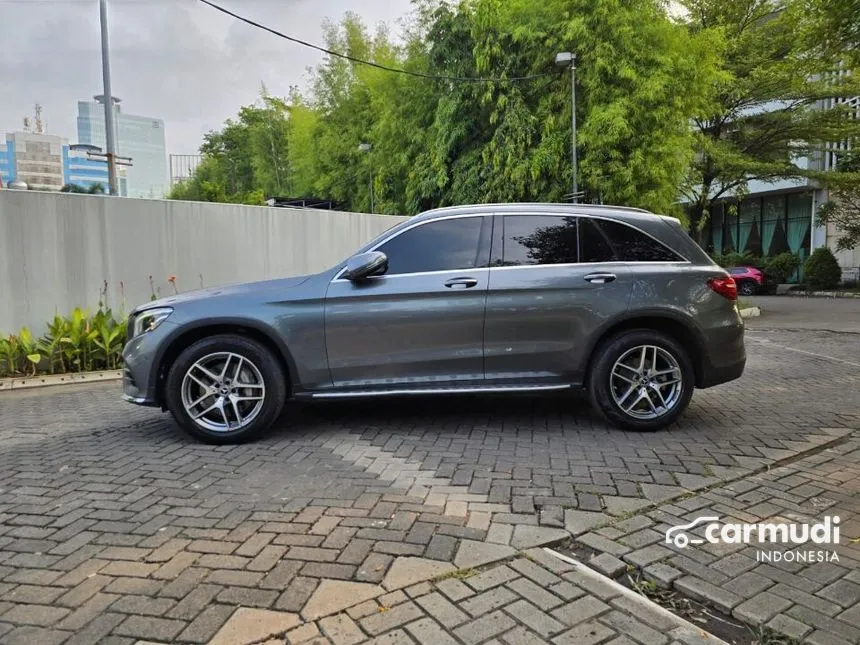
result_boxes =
[483,213,634,384]
[324,215,492,389]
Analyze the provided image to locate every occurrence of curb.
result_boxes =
[739,306,761,318]
[544,548,729,644]
[786,291,860,298]
[0,370,123,392]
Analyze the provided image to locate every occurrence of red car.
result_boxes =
[728,266,765,295]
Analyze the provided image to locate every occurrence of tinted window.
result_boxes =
[579,218,616,263]
[503,216,578,266]
[378,217,483,274]
[596,219,682,262]
[729,267,746,275]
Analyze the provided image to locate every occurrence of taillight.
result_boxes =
[708,276,737,301]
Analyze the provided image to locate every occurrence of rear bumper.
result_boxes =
[697,322,746,389]
[698,356,746,388]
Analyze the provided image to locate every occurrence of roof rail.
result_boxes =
[424,202,653,215]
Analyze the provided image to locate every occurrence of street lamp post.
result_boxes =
[99,0,119,196]
[358,143,373,213]
[555,52,578,203]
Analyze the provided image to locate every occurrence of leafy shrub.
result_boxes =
[709,252,762,269]
[762,252,802,289]
[0,307,127,379]
[804,247,842,291]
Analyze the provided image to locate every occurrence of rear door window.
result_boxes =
[502,216,578,266]
[595,219,683,262]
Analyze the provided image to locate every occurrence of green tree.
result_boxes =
[816,150,860,252]
[679,0,860,241]
[61,182,106,194]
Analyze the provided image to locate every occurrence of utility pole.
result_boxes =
[358,143,373,213]
[99,0,119,196]
[555,52,578,203]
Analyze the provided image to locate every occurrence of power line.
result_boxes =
[198,0,558,84]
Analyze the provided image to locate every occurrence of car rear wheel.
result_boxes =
[588,329,694,432]
[738,280,757,296]
[164,334,287,444]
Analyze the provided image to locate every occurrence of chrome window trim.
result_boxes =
[332,210,690,282]
[333,213,491,280]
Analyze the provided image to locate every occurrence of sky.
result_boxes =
[0,0,415,155]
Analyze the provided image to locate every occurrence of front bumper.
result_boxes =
[121,319,179,407]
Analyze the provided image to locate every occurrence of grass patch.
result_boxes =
[433,568,477,582]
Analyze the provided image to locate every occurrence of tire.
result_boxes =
[739,281,757,296]
[587,329,695,432]
[164,334,287,444]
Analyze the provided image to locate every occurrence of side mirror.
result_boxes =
[342,251,388,281]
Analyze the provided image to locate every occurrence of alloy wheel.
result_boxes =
[609,345,683,420]
[181,352,266,432]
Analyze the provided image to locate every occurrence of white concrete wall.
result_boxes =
[0,190,409,333]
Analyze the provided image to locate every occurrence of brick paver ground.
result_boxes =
[0,325,857,644]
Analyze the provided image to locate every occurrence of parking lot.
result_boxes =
[1,300,859,644]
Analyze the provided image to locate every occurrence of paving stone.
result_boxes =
[1,603,70,626]
[818,579,860,608]
[765,613,814,640]
[382,557,456,591]
[804,631,855,645]
[0,625,73,645]
[504,599,566,637]
[63,612,124,645]
[167,584,221,620]
[277,577,320,613]
[360,601,424,636]
[674,576,743,614]
[509,525,569,550]
[114,615,186,641]
[643,563,683,588]
[551,595,611,626]
[465,565,519,592]
[286,622,321,644]
[110,595,176,616]
[405,616,459,645]
[461,586,518,617]
[600,609,669,644]
[578,532,632,557]
[564,511,611,536]
[435,579,475,602]
[208,608,301,645]
[722,571,774,598]
[562,569,622,601]
[357,553,393,583]
[453,610,516,645]
[379,590,409,608]
[217,586,279,608]
[319,614,364,645]
[364,628,416,645]
[177,605,236,644]
[301,580,384,621]
[56,593,120,631]
[454,540,516,569]
[589,553,627,578]
[506,577,564,611]
[734,590,797,625]
[509,558,562,586]
[552,619,616,645]
[404,582,433,598]
[415,591,469,627]
[623,544,673,568]
[486,523,514,545]
[499,626,550,645]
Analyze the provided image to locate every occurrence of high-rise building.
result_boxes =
[0,131,67,191]
[64,144,119,194]
[77,96,168,198]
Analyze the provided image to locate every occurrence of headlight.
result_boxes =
[132,307,173,337]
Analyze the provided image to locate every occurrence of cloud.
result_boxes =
[0,0,414,155]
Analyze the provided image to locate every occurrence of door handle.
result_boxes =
[584,272,617,284]
[444,277,479,289]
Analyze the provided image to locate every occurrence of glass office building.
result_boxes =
[77,96,168,199]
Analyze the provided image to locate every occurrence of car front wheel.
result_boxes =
[588,329,694,431]
[164,334,287,444]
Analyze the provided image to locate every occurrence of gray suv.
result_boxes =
[122,203,745,443]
